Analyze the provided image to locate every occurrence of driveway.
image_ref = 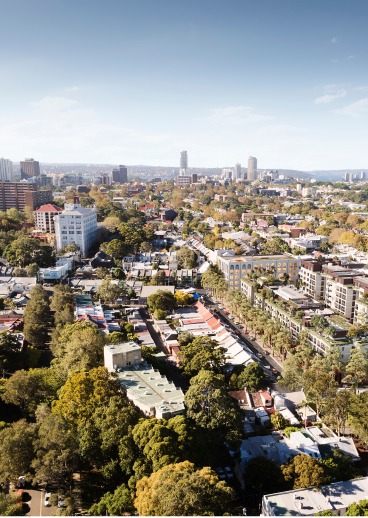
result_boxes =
[25,489,58,516]
[140,308,189,393]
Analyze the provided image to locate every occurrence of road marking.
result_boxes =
[40,491,43,516]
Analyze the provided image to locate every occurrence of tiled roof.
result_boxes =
[35,204,63,212]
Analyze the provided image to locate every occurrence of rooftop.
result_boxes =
[104,342,141,355]
[35,203,63,212]
[116,362,185,414]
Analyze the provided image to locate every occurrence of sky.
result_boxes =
[1,0,368,170]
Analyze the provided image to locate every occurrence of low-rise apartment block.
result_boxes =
[218,254,300,291]
[104,342,185,419]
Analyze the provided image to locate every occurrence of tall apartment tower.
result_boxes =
[0,159,14,182]
[361,171,366,180]
[119,165,128,183]
[111,165,127,183]
[20,158,40,180]
[349,173,354,183]
[247,156,257,181]
[54,197,98,258]
[234,163,241,180]
[180,151,188,176]
[344,172,350,181]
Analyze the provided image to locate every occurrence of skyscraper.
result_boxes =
[349,173,354,183]
[361,171,366,180]
[234,163,241,180]
[180,151,188,175]
[119,165,128,183]
[112,165,128,183]
[247,156,257,181]
[20,158,40,179]
[0,158,13,182]
[344,172,349,182]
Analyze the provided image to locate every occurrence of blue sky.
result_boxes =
[1,0,368,169]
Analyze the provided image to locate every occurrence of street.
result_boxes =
[25,489,57,516]
[197,289,291,393]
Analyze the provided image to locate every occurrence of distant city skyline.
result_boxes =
[1,0,368,169]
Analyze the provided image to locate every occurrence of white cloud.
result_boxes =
[354,86,368,91]
[347,55,355,60]
[331,37,338,43]
[203,106,273,125]
[31,96,78,111]
[314,89,347,104]
[332,98,368,118]
[65,86,80,92]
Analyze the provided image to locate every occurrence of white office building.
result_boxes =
[233,163,241,180]
[54,197,97,257]
[180,150,188,176]
[0,158,14,182]
[247,156,257,181]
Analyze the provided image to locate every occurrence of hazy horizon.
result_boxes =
[2,0,368,169]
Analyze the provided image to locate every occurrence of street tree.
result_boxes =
[244,456,283,495]
[89,484,135,516]
[51,321,106,378]
[178,336,227,378]
[50,284,74,326]
[0,331,21,371]
[23,285,51,348]
[134,461,234,516]
[345,499,368,516]
[97,277,128,303]
[185,370,242,430]
[0,419,36,485]
[281,454,326,489]
[147,290,177,313]
[177,247,197,269]
[79,396,139,481]
[348,391,368,446]
[32,410,78,488]
[52,367,121,431]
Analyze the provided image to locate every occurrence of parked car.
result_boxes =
[256,353,263,359]
[215,467,226,480]
[271,368,278,374]
[58,495,66,508]
[224,467,233,479]
[44,493,52,507]
[223,310,228,314]
[263,364,271,370]
[234,320,240,325]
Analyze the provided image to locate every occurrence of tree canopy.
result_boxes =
[134,461,234,516]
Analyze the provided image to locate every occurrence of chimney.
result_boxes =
[74,196,80,205]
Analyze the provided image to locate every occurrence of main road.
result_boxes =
[196,289,290,393]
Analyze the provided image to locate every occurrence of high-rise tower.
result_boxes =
[234,163,241,180]
[180,150,188,176]
[20,158,40,180]
[247,156,257,181]
[0,159,13,182]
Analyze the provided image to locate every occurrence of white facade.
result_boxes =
[54,201,97,257]
[233,163,241,180]
[34,204,63,233]
[39,263,69,280]
[247,156,257,181]
[179,150,188,175]
[0,158,13,182]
